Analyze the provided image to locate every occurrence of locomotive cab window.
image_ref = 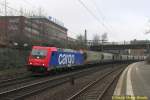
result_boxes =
[31,49,47,59]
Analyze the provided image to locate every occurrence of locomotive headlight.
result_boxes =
[30,62,32,65]
[42,64,45,66]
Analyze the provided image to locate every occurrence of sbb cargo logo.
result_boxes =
[58,54,75,65]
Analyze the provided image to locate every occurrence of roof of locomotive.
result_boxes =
[32,46,57,51]
[32,46,82,53]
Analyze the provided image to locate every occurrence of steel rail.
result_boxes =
[97,68,124,100]
[67,67,124,100]
[0,65,106,100]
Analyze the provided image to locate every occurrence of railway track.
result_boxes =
[0,75,35,89]
[67,66,124,100]
[0,64,114,100]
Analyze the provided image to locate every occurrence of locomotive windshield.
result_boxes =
[31,49,47,59]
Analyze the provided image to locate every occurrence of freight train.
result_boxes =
[27,46,145,74]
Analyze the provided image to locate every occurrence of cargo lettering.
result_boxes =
[58,54,75,65]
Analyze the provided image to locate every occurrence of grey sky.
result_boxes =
[1,0,150,41]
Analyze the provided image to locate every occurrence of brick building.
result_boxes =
[0,16,68,46]
[29,16,67,41]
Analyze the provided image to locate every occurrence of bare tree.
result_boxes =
[77,34,85,42]
[101,33,108,43]
[93,34,100,45]
[38,7,46,17]
[145,20,150,34]
[20,7,23,16]
[76,34,85,49]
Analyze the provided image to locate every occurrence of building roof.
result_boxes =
[29,16,68,32]
[0,16,68,32]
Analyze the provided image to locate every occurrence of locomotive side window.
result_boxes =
[31,49,47,59]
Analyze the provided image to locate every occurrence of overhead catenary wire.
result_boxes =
[21,0,37,11]
[89,0,113,29]
[0,0,39,16]
[88,0,118,34]
[23,0,35,7]
[0,2,21,15]
[22,0,46,17]
[77,0,112,33]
